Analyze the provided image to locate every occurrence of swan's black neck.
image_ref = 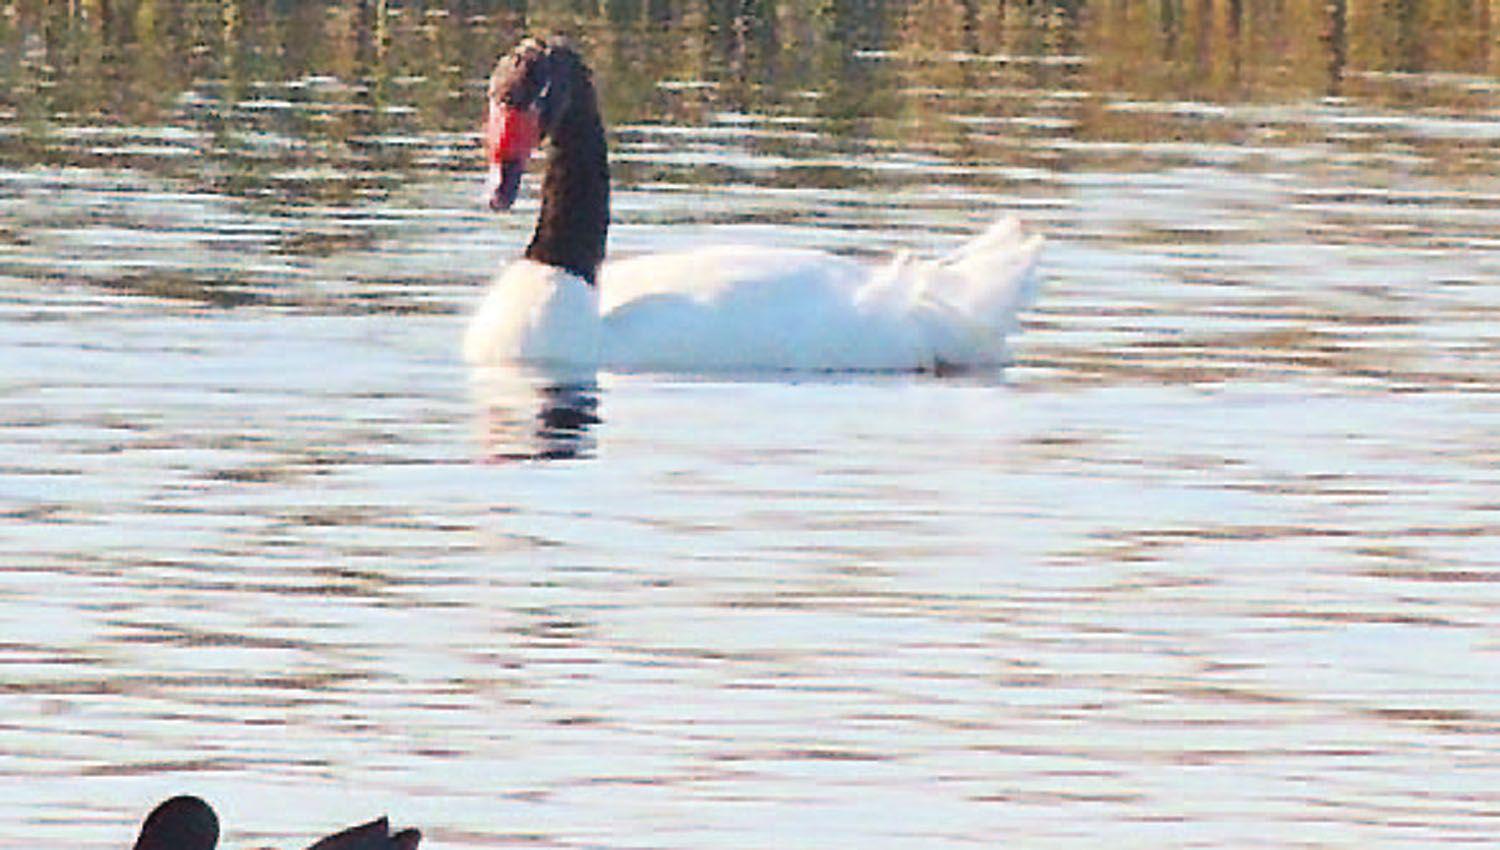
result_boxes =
[525,80,609,285]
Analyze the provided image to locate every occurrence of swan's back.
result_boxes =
[597,218,1043,372]
[599,246,884,371]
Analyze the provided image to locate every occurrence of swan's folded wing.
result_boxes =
[598,246,863,313]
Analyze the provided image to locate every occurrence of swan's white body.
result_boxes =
[464,216,1042,373]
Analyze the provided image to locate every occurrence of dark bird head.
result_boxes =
[483,37,591,211]
[133,796,219,850]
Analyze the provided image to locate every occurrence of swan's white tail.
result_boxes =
[941,216,1026,265]
[853,216,1043,369]
[939,216,1045,333]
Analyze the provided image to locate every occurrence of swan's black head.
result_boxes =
[484,37,591,211]
[133,796,220,850]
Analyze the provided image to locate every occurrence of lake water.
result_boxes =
[2,2,1498,847]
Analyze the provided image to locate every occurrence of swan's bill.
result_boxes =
[486,160,526,212]
[484,102,540,211]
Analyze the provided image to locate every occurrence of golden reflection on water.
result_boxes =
[4,0,1497,170]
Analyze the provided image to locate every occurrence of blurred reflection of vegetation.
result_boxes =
[0,0,1495,195]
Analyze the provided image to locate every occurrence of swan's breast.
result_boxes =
[464,259,602,367]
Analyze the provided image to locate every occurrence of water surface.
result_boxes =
[2,2,1498,847]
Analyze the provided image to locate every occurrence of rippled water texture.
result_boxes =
[2,2,1498,847]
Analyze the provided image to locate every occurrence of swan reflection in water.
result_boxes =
[470,365,601,462]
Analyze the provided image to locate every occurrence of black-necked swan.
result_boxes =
[464,37,1043,373]
[131,795,421,850]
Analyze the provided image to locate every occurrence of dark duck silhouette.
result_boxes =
[132,796,419,850]
[466,36,1044,372]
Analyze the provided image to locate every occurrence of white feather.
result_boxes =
[464,216,1043,373]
